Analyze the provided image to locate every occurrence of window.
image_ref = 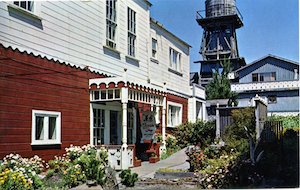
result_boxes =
[167,102,182,127]
[106,0,117,49]
[169,48,181,72]
[268,95,277,104]
[252,72,276,82]
[93,109,105,145]
[128,8,136,57]
[32,110,61,145]
[152,38,157,58]
[13,1,34,12]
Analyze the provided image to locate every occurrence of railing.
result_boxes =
[99,144,135,170]
[231,80,300,92]
[196,5,243,21]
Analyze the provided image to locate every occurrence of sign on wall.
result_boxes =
[140,111,156,143]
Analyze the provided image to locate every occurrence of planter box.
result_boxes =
[134,159,141,167]
[149,157,160,163]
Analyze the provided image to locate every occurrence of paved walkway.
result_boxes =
[131,148,189,179]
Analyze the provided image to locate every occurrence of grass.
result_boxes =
[157,168,187,173]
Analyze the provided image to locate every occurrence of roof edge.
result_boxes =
[236,54,299,72]
[150,17,192,48]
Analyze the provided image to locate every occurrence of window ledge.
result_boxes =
[31,142,62,146]
[150,58,159,64]
[8,4,42,21]
[126,55,140,63]
[103,45,121,54]
[168,68,183,77]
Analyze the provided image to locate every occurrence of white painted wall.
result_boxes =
[150,21,190,95]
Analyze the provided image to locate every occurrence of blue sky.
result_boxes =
[149,0,299,72]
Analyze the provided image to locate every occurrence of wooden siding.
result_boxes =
[0,46,103,160]
[239,57,299,83]
[238,90,299,113]
[0,1,150,83]
[150,22,190,94]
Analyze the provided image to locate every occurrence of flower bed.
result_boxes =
[0,144,117,190]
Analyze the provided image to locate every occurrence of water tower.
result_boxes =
[195,0,246,86]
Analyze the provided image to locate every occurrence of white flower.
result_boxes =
[206,178,211,182]
[208,184,212,189]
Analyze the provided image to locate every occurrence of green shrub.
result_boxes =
[268,115,299,129]
[119,169,138,187]
[175,120,216,148]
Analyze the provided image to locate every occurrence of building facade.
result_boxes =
[0,1,204,169]
[231,55,299,116]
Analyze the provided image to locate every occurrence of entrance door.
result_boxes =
[110,110,120,144]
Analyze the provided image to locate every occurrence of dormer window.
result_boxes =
[13,1,34,12]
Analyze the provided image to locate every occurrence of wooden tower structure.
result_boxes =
[196,0,246,86]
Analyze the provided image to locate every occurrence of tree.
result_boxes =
[205,59,238,105]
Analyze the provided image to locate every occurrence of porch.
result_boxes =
[89,75,167,170]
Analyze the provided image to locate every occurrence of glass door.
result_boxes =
[93,108,105,145]
[110,110,119,144]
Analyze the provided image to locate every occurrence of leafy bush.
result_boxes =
[45,144,109,188]
[74,147,108,185]
[160,135,181,160]
[175,120,216,148]
[119,169,138,187]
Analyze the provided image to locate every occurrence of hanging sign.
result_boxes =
[140,111,156,143]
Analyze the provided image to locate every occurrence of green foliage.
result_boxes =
[160,135,180,160]
[205,59,238,105]
[268,115,299,129]
[119,169,138,187]
[224,108,255,144]
[175,120,216,148]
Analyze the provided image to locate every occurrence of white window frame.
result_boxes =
[13,1,34,12]
[167,102,183,128]
[31,110,61,145]
[169,48,182,72]
[127,7,136,57]
[152,38,157,58]
[106,0,117,49]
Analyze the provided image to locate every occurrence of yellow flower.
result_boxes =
[0,180,5,185]
[76,171,80,174]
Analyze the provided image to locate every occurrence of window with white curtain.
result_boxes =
[167,102,182,127]
[169,48,181,72]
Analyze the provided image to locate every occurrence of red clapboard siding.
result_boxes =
[0,46,104,161]
[167,93,188,124]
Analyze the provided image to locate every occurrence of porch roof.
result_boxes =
[89,76,167,96]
